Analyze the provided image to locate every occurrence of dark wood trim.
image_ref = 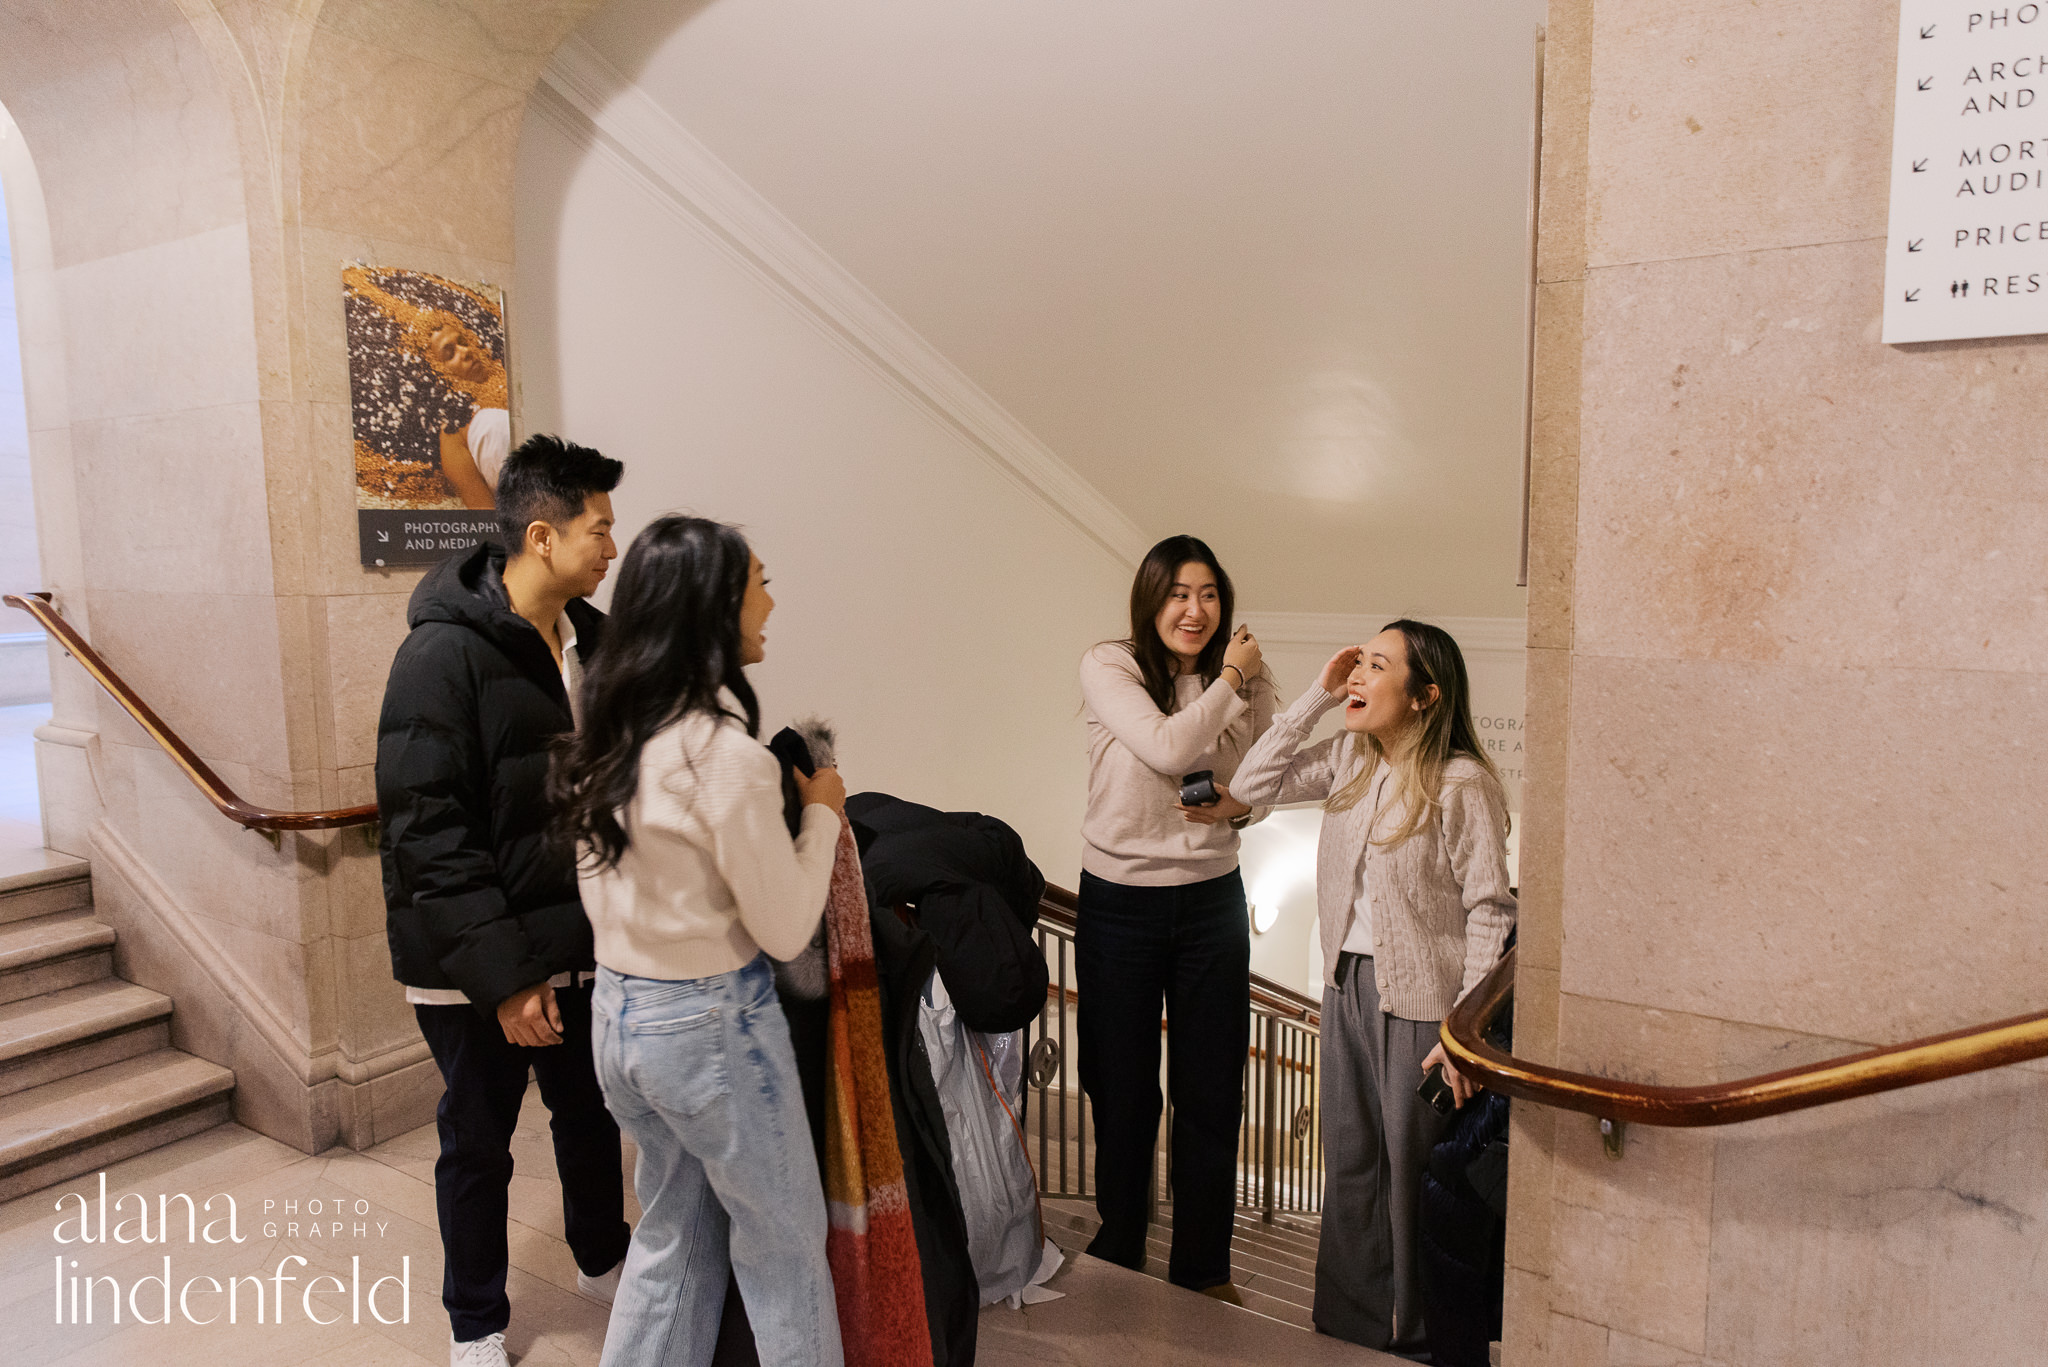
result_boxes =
[1441,946,2048,1126]
[6,593,379,832]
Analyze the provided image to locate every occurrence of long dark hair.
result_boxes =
[1123,535,1236,713]
[550,515,760,871]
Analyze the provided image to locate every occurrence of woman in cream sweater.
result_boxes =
[1232,619,1515,1358]
[551,515,845,1367]
[1075,534,1275,1299]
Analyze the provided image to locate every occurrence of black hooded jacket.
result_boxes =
[852,792,1049,1367]
[376,541,606,1012]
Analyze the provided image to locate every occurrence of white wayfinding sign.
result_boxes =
[1885,2,2048,342]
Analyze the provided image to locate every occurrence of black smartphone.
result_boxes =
[1179,769,1219,806]
[1417,1063,1456,1116]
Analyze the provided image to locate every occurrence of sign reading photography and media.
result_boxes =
[344,265,511,566]
[1885,3,2048,342]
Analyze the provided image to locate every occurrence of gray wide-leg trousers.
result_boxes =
[1313,953,1446,1358]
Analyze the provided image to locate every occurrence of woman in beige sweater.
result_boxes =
[1231,620,1515,1357]
[1075,534,1275,1298]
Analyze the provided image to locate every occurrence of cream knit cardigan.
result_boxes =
[1232,683,1516,1022]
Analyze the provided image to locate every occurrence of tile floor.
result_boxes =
[2,1089,1398,1366]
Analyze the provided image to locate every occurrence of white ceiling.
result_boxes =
[573,0,1545,617]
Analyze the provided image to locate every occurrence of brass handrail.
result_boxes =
[1035,883,1321,1026]
[5,593,379,832]
[1441,946,2048,1126]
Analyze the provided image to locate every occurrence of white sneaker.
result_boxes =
[451,1331,509,1367]
[576,1260,623,1305]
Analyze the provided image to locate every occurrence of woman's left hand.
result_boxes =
[1177,781,1252,825]
[1421,1042,1480,1109]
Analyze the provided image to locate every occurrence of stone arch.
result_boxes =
[0,0,605,1152]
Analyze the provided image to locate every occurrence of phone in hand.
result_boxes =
[1417,1063,1456,1116]
[1179,770,1220,806]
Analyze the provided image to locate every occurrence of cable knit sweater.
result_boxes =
[1078,641,1278,885]
[578,706,840,981]
[1232,683,1516,1021]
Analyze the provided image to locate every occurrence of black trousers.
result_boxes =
[1074,868,1250,1290]
[414,984,632,1341]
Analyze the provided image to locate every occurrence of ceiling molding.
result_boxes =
[535,36,1151,567]
[1242,611,1528,654]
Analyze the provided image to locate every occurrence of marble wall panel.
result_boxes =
[1546,1093,1714,1355]
[1535,0,1592,287]
[0,11,246,268]
[55,225,263,424]
[1560,653,2048,1041]
[325,823,387,940]
[116,741,318,943]
[1517,644,1570,974]
[336,926,414,1064]
[1703,1065,2048,1365]
[1527,278,1583,653]
[70,404,276,597]
[367,1055,442,1146]
[1503,1264,1553,1367]
[325,591,413,770]
[315,0,598,88]
[1585,0,1895,269]
[78,587,291,773]
[294,27,529,259]
[1576,240,2048,673]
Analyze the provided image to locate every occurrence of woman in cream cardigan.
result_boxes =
[1232,619,1514,1358]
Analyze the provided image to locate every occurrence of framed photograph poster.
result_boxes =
[344,265,511,566]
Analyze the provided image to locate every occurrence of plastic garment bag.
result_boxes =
[916,971,1046,1304]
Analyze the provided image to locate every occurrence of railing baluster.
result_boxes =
[1058,934,1070,1194]
[1253,1016,1269,1229]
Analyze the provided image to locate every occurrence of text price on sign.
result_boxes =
[1884,2,2048,342]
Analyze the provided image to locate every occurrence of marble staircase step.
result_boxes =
[0,979,175,1099]
[0,856,92,926]
[0,1048,235,1203]
[1042,1202,1318,1293]
[1041,1196,1324,1327]
[0,911,114,1006]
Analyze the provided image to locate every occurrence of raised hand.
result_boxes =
[1223,626,1263,685]
[1319,644,1364,695]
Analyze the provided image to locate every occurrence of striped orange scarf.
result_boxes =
[821,818,932,1365]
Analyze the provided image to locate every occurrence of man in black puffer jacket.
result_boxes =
[377,435,629,1367]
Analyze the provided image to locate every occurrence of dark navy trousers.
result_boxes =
[414,984,631,1341]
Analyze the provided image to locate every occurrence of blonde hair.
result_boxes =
[1325,620,1505,847]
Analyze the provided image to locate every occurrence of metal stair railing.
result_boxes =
[1028,884,1324,1223]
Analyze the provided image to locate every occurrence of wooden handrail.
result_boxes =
[1441,946,2048,1126]
[6,593,379,833]
[1035,883,1321,1026]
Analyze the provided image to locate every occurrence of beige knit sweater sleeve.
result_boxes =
[1078,643,1247,775]
[1439,763,1517,1001]
[1232,683,1349,806]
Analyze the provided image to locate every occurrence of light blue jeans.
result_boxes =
[591,957,843,1367]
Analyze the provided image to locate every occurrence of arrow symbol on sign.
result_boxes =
[1908,238,1924,251]
[377,531,390,542]
[1905,289,1921,302]
[1918,76,1934,91]
[1921,24,1936,38]
[1913,158,1929,172]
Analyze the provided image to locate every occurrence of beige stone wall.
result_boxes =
[1508,4,2048,1363]
[0,0,602,1153]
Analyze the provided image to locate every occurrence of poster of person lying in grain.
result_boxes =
[343,264,512,566]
